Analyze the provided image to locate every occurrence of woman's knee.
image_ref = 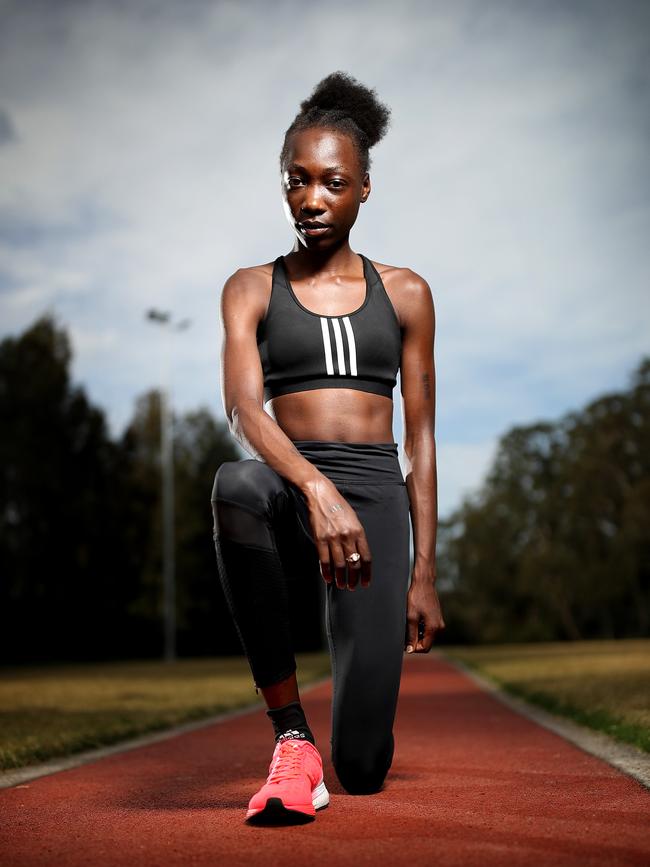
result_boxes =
[212,459,287,511]
[210,460,288,546]
[333,756,389,795]
[332,732,395,795]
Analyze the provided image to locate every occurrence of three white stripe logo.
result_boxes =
[319,316,357,376]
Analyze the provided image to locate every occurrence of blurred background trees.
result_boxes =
[0,314,243,663]
[1,314,648,663]
[438,359,650,642]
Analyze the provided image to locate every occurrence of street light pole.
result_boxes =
[159,380,175,661]
[145,309,191,662]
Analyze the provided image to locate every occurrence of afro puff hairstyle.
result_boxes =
[279,70,391,176]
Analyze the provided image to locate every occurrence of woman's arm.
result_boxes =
[219,266,372,589]
[398,269,446,651]
[220,266,318,490]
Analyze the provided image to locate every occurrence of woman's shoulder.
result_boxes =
[224,258,276,287]
[221,258,279,300]
[368,257,430,292]
[220,260,276,323]
[367,257,433,327]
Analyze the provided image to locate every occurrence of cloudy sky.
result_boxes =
[1,0,648,519]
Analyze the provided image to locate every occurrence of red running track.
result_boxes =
[1,653,649,867]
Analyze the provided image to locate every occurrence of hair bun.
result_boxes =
[279,70,391,175]
[298,70,390,149]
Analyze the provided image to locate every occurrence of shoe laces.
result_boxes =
[267,740,307,783]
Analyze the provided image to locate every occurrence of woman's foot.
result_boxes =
[245,736,330,825]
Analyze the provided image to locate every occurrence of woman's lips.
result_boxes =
[300,225,331,236]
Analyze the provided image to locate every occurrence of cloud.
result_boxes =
[436,439,499,517]
[0,107,17,145]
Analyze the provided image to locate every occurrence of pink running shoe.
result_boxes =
[245,736,330,824]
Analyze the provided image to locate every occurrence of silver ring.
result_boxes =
[346,552,361,564]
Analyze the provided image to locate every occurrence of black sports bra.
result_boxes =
[257,253,401,402]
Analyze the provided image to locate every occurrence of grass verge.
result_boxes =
[440,638,650,753]
[0,652,332,771]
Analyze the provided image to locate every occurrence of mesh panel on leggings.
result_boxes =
[213,534,297,688]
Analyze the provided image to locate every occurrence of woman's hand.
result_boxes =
[303,476,371,590]
[404,563,445,652]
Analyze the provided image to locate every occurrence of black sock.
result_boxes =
[266,700,315,746]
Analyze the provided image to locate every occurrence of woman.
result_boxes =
[211,70,445,825]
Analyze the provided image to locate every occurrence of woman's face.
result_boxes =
[281,127,370,249]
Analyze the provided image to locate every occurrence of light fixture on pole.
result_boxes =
[145,308,192,662]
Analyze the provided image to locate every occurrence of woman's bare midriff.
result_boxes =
[268,388,395,443]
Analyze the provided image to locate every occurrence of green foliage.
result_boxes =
[0,314,240,663]
[439,358,650,642]
[0,314,134,661]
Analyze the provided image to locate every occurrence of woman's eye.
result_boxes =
[287,177,344,189]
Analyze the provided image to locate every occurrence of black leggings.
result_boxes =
[210,440,411,794]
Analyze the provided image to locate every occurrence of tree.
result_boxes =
[438,356,650,642]
[0,315,136,661]
[0,313,323,663]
